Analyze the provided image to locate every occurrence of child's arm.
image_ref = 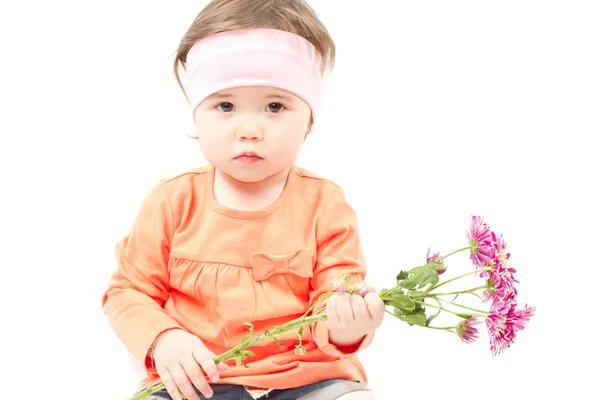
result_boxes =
[308,186,376,357]
[101,181,184,370]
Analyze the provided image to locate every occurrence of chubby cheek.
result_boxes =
[197,134,229,166]
[270,143,297,165]
[268,132,305,166]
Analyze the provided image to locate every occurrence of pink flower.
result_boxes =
[492,232,511,266]
[359,287,376,297]
[486,297,535,355]
[426,247,446,275]
[456,317,481,344]
[332,278,347,293]
[426,247,440,262]
[482,268,518,302]
[467,215,498,268]
[481,232,519,301]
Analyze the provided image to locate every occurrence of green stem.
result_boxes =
[218,313,327,361]
[446,301,489,315]
[421,325,456,331]
[412,299,487,318]
[302,291,333,318]
[437,294,459,307]
[428,267,493,293]
[422,285,487,298]
[385,309,455,332]
[464,291,485,302]
[128,313,328,400]
[438,246,471,261]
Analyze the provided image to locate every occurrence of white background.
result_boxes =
[1,1,598,399]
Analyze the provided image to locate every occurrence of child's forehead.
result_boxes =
[207,86,297,101]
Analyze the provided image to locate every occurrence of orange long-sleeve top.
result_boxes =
[101,164,374,392]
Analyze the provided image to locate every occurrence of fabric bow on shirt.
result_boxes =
[251,249,314,281]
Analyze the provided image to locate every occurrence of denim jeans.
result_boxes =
[143,379,370,400]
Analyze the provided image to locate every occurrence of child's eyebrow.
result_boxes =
[208,93,234,100]
[266,94,295,102]
[207,93,295,102]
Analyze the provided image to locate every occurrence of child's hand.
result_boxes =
[325,283,385,348]
[152,329,228,400]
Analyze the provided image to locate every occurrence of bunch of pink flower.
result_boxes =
[466,215,535,355]
[335,215,535,356]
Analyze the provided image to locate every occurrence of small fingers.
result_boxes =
[336,293,354,324]
[182,354,211,399]
[364,292,385,327]
[326,294,341,325]
[351,294,370,324]
[168,364,199,400]
[156,367,182,400]
[216,361,229,373]
[194,349,220,384]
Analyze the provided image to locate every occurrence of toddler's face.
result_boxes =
[194,86,312,183]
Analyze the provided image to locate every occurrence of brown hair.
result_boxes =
[172,0,336,104]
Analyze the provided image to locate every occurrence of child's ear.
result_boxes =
[306,117,313,136]
[304,125,312,141]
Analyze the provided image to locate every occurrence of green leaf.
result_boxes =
[390,293,405,303]
[407,266,440,289]
[391,286,406,296]
[393,307,406,318]
[384,287,407,304]
[398,313,427,326]
[456,313,473,319]
[425,314,437,326]
[408,266,429,274]
[399,276,418,290]
[414,302,425,313]
[396,296,415,311]
[425,260,445,271]
[396,271,409,280]
[382,298,395,307]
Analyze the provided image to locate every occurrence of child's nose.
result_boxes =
[236,124,264,141]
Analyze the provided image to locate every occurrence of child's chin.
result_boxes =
[228,169,271,183]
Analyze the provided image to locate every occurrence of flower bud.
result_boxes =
[332,276,350,293]
[294,345,306,355]
[332,279,346,293]
[359,287,376,297]
[456,317,481,344]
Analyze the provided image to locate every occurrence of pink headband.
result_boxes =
[185,28,323,122]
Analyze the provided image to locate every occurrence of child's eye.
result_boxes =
[216,102,235,112]
[266,102,285,113]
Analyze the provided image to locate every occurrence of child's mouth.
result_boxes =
[235,155,263,164]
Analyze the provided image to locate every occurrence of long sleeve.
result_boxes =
[102,181,184,368]
[308,186,375,357]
